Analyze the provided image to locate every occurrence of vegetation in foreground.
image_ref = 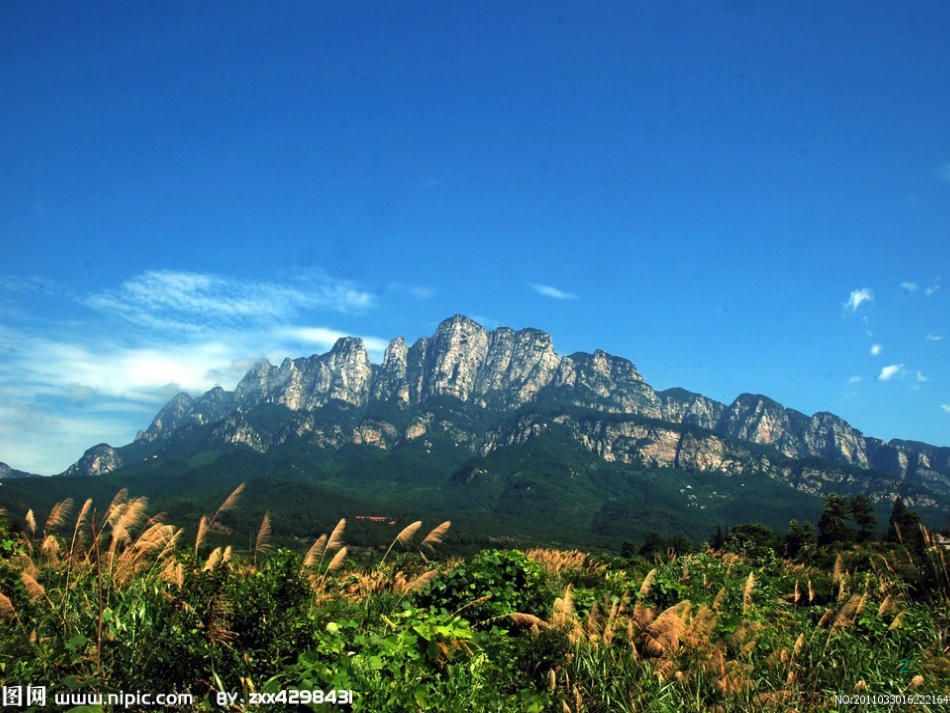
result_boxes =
[1,487,949,712]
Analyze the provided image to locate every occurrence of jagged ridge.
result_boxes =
[57,315,950,506]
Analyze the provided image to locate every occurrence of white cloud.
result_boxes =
[916,371,929,383]
[942,404,950,414]
[84,269,375,331]
[276,326,390,360]
[870,344,882,356]
[876,364,905,382]
[926,333,943,342]
[844,288,874,312]
[847,375,862,385]
[925,285,940,296]
[0,270,391,474]
[530,283,579,300]
[900,281,919,293]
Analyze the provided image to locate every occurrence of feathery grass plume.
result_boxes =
[399,569,437,594]
[254,512,273,559]
[509,612,549,630]
[527,548,594,577]
[395,520,423,548]
[115,522,180,585]
[644,601,690,656]
[638,568,657,598]
[160,558,184,590]
[837,577,849,602]
[832,594,862,630]
[70,497,94,547]
[791,632,805,659]
[40,535,61,563]
[816,608,833,628]
[686,605,718,647]
[326,518,346,553]
[420,520,451,554]
[204,547,223,572]
[716,661,750,696]
[25,509,36,538]
[194,515,210,557]
[877,594,894,616]
[326,546,347,572]
[856,590,868,615]
[712,586,727,612]
[888,611,905,631]
[742,571,755,613]
[382,520,422,564]
[583,602,601,643]
[13,553,41,580]
[792,580,800,604]
[208,595,235,648]
[303,535,328,569]
[833,554,846,583]
[211,483,246,525]
[104,489,130,530]
[223,546,232,563]
[808,578,815,604]
[0,592,18,622]
[44,498,73,535]
[550,586,576,629]
[20,571,46,602]
[107,497,149,567]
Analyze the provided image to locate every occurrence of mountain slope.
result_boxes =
[52,315,949,512]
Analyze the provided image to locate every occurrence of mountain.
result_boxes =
[0,462,39,479]
[52,315,948,516]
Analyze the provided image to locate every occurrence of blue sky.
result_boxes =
[2,2,948,474]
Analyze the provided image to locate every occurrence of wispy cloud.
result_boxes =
[870,344,882,356]
[530,283,579,300]
[942,404,950,414]
[876,364,905,382]
[847,375,862,385]
[84,269,375,331]
[916,370,929,383]
[0,269,389,474]
[844,288,874,312]
[275,327,390,360]
[925,333,943,342]
[900,281,919,293]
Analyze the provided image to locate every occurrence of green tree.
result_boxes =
[886,496,924,550]
[783,519,817,561]
[817,494,856,547]
[724,523,776,560]
[849,493,877,543]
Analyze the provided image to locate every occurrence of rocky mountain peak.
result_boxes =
[53,314,950,504]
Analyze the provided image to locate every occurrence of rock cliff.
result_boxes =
[60,315,950,507]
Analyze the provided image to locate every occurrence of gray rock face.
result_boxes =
[59,315,950,503]
[658,388,726,430]
[231,337,374,411]
[64,444,123,477]
[135,387,236,445]
[552,350,661,416]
